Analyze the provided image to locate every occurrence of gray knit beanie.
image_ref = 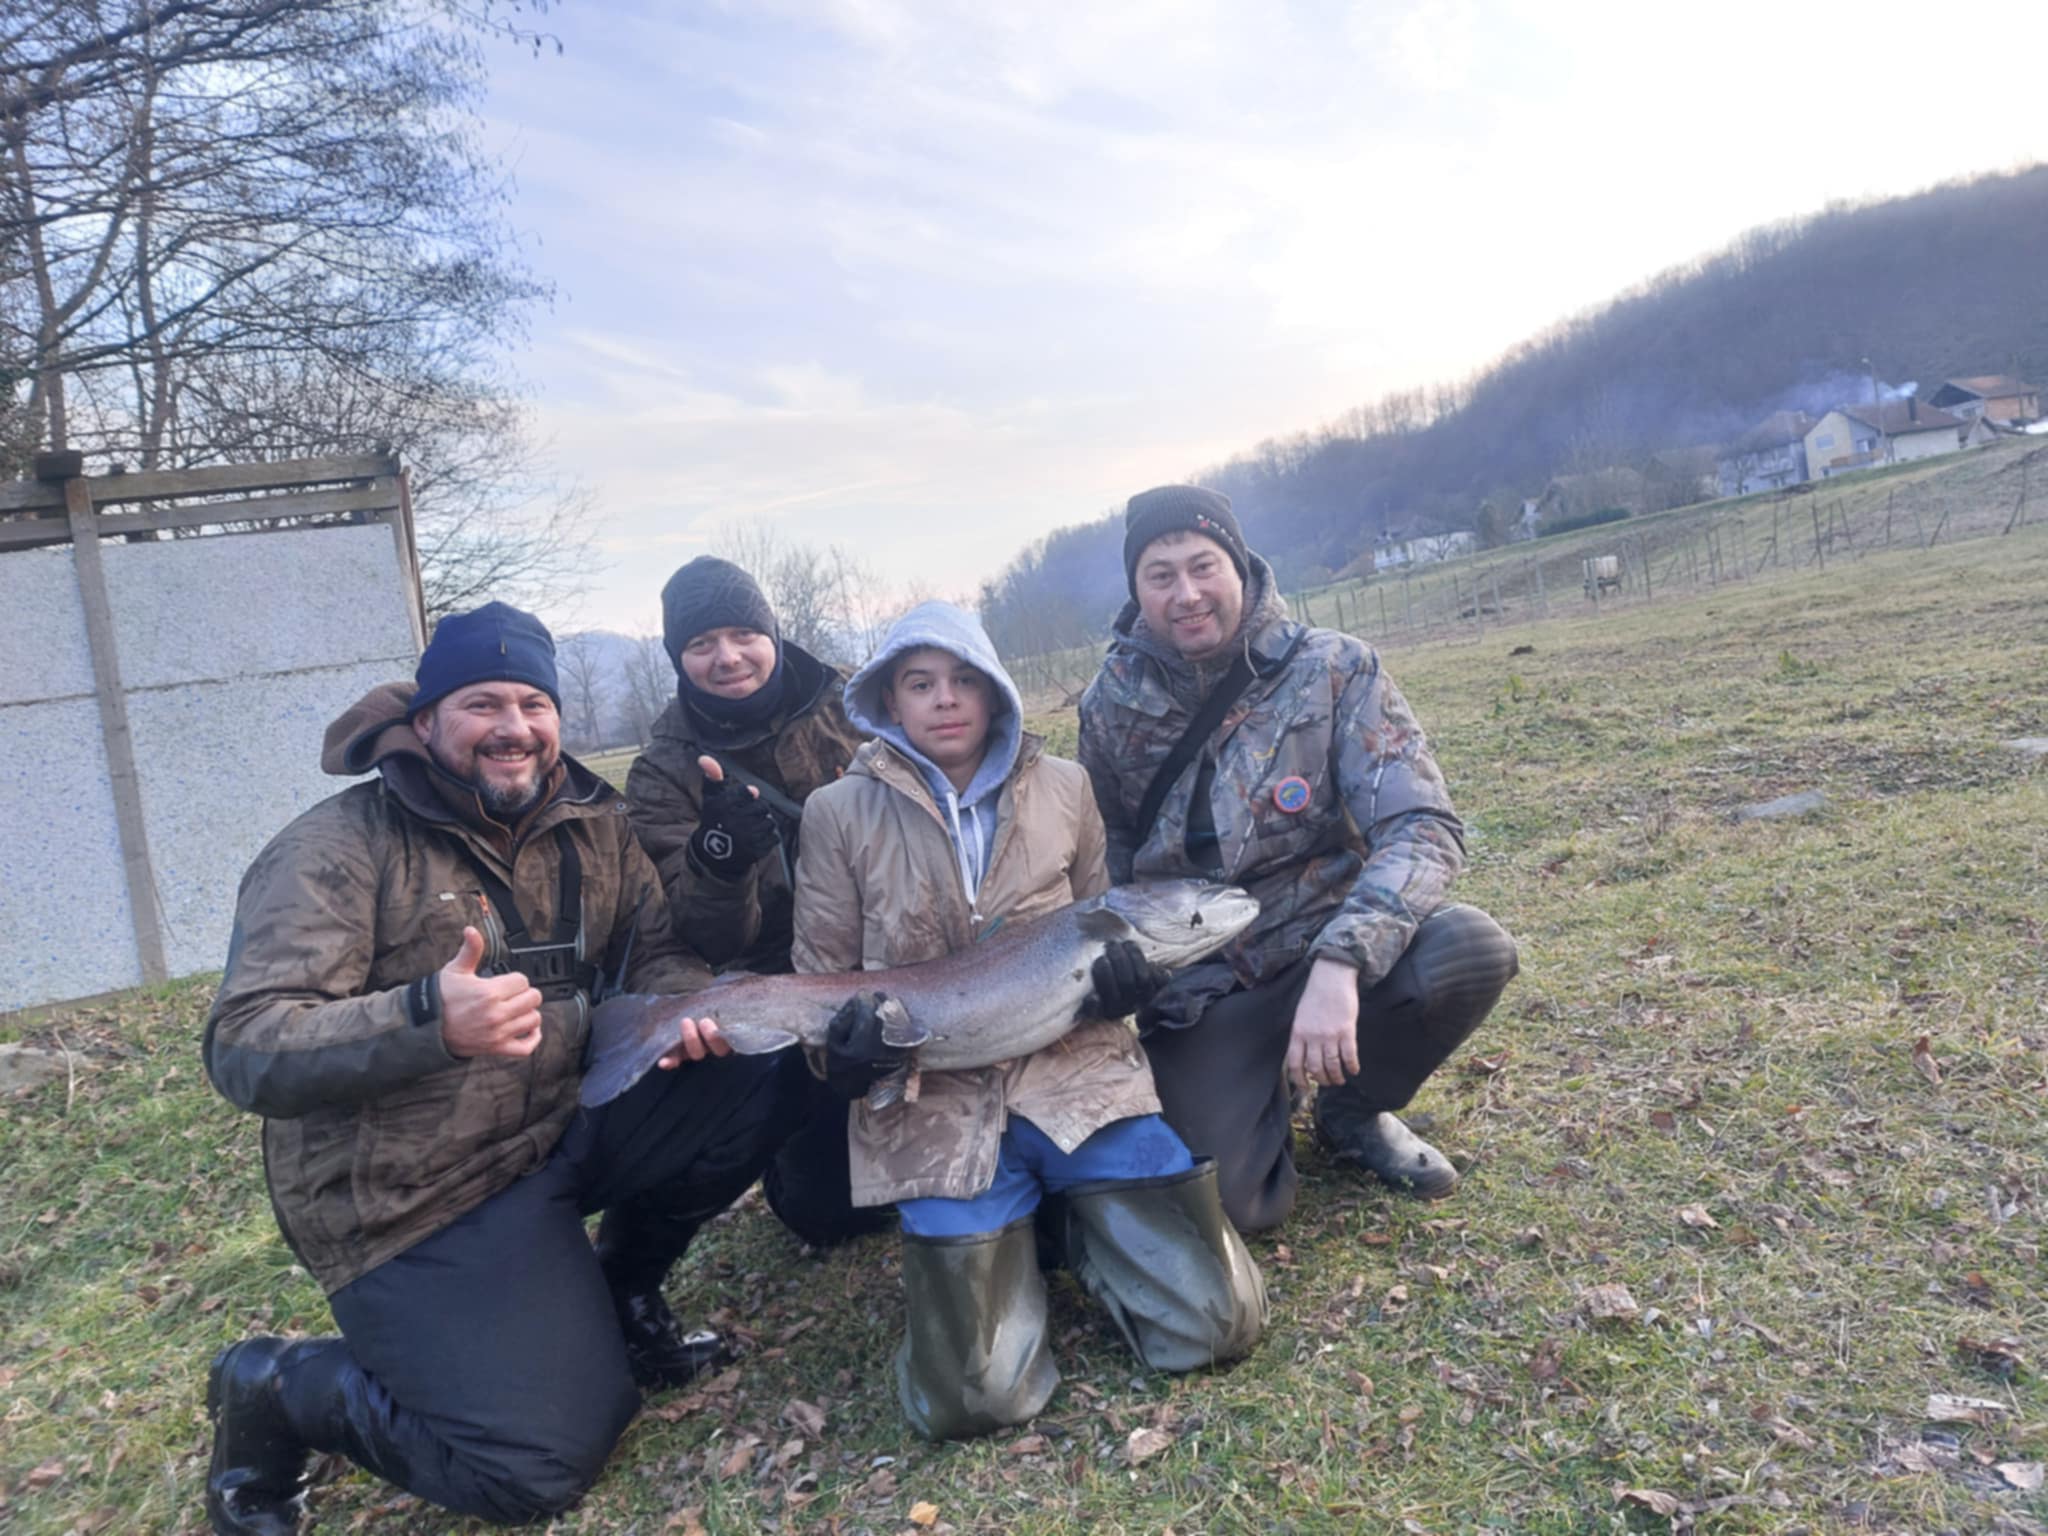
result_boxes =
[660,557,779,671]
[1122,485,1251,595]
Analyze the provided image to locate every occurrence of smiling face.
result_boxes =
[679,625,778,699]
[413,682,562,816]
[885,646,994,792]
[1133,530,1246,662]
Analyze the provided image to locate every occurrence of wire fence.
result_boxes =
[1004,439,2045,705]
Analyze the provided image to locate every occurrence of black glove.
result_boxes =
[1087,940,1170,1019]
[688,771,781,879]
[823,991,911,1102]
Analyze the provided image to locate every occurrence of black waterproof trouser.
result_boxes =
[760,1067,895,1247]
[291,1051,789,1525]
[1142,903,1518,1234]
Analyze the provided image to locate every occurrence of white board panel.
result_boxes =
[0,546,96,706]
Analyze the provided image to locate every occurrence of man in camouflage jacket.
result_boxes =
[1078,486,1519,1232]
[200,603,794,1535]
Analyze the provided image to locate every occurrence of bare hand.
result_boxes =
[439,926,545,1059]
[656,1015,731,1070]
[1286,956,1362,1092]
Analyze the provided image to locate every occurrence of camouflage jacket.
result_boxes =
[1077,558,1466,1028]
[627,642,865,972]
[204,683,707,1293]
[792,736,1160,1207]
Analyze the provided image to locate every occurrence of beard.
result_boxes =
[419,724,557,818]
[477,772,548,817]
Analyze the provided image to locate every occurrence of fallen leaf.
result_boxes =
[1677,1204,1720,1230]
[1997,1461,2044,1492]
[1763,1416,1815,1450]
[22,1460,63,1491]
[1581,1283,1640,1322]
[1360,1231,1393,1247]
[1461,1051,1510,1076]
[1648,1110,1677,1133]
[783,1398,827,1438]
[862,1467,898,1500]
[1911,1034,1942,1087]
[1889,1442,1952,1474]
[770,1438,805,1471]
[1123,1427,1175,1465]
[1527,1338,1564,1382]
[909,1500,941,1527]
[1613,1484,1682,1516]
[1384,1283,1410,1306]
[1004,1433,1049,1456]
[716,1435,760,1480]
[1925,1393,2010,1424]
[662,1508,709,1536]
[1513,1227,1545,1249]
[1397,1404,1425,1425]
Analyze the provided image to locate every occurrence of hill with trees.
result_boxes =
[980,165,2048,655]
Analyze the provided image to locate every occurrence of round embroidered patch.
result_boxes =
[1272,776,1312,813]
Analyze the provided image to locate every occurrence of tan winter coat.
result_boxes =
[792,736,1161,1206]
[205,683,707,1293]
[626,643,866,971]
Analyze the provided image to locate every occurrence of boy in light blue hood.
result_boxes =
[792,602,1267,1441]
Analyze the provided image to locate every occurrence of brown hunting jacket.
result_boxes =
[627,642,865,972]
[791,736,1161,1207]
[1078,557,1467,1029]
[204,683,707,1293]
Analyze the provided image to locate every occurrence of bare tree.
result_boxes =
[707,524,896,666]
[621,633,672,748]
[555,634,608,751]
[0,0,581,610]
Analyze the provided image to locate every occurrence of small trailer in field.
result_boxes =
[1583,554,1622,600]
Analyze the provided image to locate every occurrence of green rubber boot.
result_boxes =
[1063,1159,1268,1374]
[894,1217,1058,1441]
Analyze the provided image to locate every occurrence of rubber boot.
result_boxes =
[893,1217,1058,1441]
[1314,904,1517,1199]
[206,1337,328,1535]
[1062,1160,1268,1373]
[594,1205,733,1389]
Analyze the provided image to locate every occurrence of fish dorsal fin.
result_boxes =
[1075,905,1137,942]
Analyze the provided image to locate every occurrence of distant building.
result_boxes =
[1373,529,1476,570]
[1926,376,2041,425]
[1717,412,1816,497]
[1803,399,1965,477]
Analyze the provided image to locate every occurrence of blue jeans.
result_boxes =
[897,1114,1194,1239]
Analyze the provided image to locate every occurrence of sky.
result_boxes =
[476,0,2048,635]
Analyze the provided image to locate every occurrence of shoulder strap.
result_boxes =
[708,755,806,822]
[1131,652,1254,848]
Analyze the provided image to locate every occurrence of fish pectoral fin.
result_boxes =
[1075,906,1137,941]
[875,995,932,1050]
[864,1059,917,1112]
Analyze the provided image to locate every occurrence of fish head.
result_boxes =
[1084,880,1260,968]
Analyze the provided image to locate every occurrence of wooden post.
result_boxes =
[1811,502,1826,569]
[1638,534,1654,603]
[1534,555,1548,616]
[63,475,169,985]
[1378,584,1389,637]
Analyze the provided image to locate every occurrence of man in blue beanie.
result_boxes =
[199,601,797,1533]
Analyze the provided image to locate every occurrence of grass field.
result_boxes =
[3,522,2045,1534]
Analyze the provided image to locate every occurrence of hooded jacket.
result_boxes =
[204,683,706,1293]
[1077,555,1468,1028]
[792,604,1160,1207]
[627,640,866,971]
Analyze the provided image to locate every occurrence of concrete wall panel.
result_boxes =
[102,525,417,691]
[0,546,95,706]
[0,697,145,1006]
[126,660,409,978]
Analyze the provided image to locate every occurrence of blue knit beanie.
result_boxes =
[412,601,561,714]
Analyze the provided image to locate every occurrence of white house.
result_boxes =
[1374,529,1476,570]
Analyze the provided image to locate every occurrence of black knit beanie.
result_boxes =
[660,556,779,672]
[1122,485,1251,595]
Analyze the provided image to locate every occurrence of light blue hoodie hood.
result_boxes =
[844,601,1024,911]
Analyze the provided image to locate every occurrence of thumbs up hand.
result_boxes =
[689,755,780,878]
[438,925,545,1059]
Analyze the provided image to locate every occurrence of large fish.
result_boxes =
[579,879,1258,1107]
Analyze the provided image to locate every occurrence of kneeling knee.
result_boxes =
[464,1391,637,1524]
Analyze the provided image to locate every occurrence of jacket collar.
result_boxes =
[652,639,838,755]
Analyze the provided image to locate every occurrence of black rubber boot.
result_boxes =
[894,1217,1058,1441]
[594,1206,733,1390]
[205,1337,328,1535]
[1313,1106,1460,1198]
[1314,904,1517,1199]
[1063,1159,1268,1373]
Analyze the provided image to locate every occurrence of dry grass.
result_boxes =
[3,524,2045,1534]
